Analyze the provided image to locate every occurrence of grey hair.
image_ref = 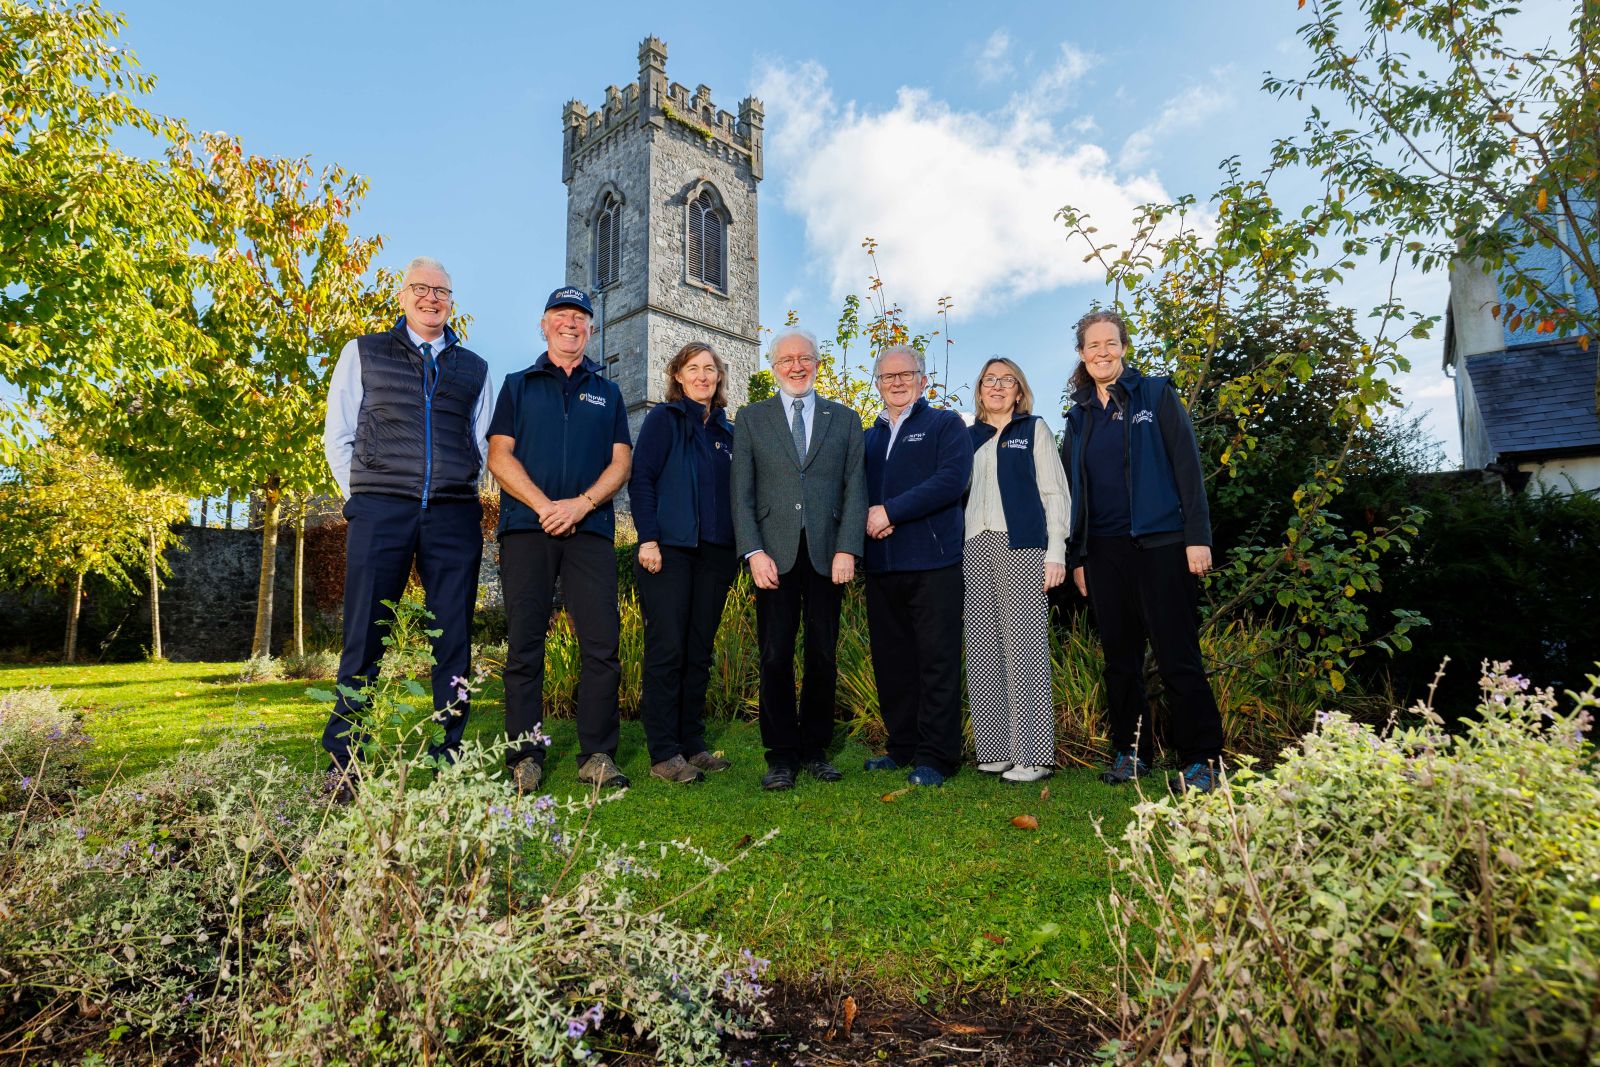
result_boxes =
[873,344,925,377]
[767,328,819,364]
[402,256,452,287]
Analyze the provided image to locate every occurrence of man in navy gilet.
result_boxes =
[320,257,494,797]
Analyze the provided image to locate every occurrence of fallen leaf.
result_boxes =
[1011,814,1039,830]
[981,931,1006,944]
[842,995,858,1037]
[880,787,913,802]
[1039,786,1051,802]
[943,1022,986,1035]
[734,834,752,849]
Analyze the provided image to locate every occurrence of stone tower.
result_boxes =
[562,37,764,425]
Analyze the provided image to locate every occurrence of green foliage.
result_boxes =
[1059,160,1430,696]
[237,654,284,683]
[0,687,90,812]
[0,436,187,594]
[0,0,210,420]
[1365,478,1600,711]
[1097,663,1600,1064]
[278,648,337,681]
[1266,0,1600,405]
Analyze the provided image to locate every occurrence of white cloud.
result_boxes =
[755,57,1169,314]
[976,29,1013,83]
[1118,82,1232,171]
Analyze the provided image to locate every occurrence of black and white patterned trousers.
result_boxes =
[963,530,1055,767]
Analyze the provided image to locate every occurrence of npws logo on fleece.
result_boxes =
[577,392,608,408]
[1131,409,1155,426]
[1000,437,1031,450]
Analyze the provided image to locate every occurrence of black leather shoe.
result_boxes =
[761,766,796,791]
[805,759,843,782]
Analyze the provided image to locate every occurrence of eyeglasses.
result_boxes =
[980,374,1020,389]
[876,370,921,386]
[405,282,453,301]
[774,355,818,369]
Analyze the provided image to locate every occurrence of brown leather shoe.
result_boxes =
[650,754,705,784]
[686,750,732,773]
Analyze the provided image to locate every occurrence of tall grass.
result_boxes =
[536,572,1333,765]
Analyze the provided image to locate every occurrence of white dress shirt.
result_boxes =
[780,387,817,453]
[322,328,497,500]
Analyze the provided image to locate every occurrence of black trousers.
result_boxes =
[865,564,965,776]
[500,529,620,768]
[1083,535,1224,765]
[323,493,482,765]
[754,534,842,769]
[635,542,738,763]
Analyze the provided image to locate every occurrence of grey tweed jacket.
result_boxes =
[731,393,867,574]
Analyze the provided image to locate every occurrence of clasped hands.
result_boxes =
[537,495,594,537]
[748,549,855,590]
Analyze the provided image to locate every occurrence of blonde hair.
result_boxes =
[974,357,1035,420]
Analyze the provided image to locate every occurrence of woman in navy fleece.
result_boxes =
[629,343,738,784]
[1063,310,1225,795]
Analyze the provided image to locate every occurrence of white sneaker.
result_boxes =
[977,761,1013,773]
[1002,765,1052,782]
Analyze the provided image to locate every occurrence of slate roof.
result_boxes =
[1465,340,1600,458]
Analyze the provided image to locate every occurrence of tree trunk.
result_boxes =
[250,476,282,658]
[293,506,306,657]
[148,526,163,660]
[199,496,208,528]
[64,572,84,663]
[225,489,233,529]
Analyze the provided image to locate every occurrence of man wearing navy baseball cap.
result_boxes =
[487,286,633,792]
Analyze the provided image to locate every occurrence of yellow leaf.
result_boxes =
[1329,670,1346,692]
[1536,188,1548,211]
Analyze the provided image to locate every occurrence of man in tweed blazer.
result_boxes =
[732,328,868,791]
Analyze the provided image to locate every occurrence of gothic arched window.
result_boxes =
[686,187,727,292]
[594,192,621,291]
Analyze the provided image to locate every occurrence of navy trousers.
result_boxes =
[865,563,966,776]
[635,542,739,763]
[322,493,483,765]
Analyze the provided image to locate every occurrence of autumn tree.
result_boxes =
[0,435,186,661]
[1266,0,1600,408]
[0,0,209,443]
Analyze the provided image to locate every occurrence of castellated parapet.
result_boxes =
[562,37,764,430]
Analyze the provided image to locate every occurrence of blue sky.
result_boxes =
[102,0,1562,461]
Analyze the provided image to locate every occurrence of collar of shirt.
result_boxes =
[407,325,449,355]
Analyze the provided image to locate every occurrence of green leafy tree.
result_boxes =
[0,0,209,438]
[82,133,395,658]
[1266,0,1600,409]
[1059,162,1430,694]
[0,435,186,661]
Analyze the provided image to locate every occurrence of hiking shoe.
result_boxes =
[325,762,358,805]
[907,765,945,787]
[687,750,732,773]
[651,754,705,784]
[805,759,844,781]
[1099,750,1151,785]
[761,765,796,791]
[863,754,901,771]
[511,758,543,794]
[1002,765,1053,782]
[577,753,630,790]
[976,761,1013,773]
[1169,761,1219,795]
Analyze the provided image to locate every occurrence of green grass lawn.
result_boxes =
[2,658,1142,1006]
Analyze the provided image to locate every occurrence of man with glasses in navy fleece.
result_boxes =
[320,257,494,800]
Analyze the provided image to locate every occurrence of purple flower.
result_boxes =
[74,826,87,841]
[455,687,469,704]
[534,794,554,811]
[566,1018,588,1039]
[18,776,32,791]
